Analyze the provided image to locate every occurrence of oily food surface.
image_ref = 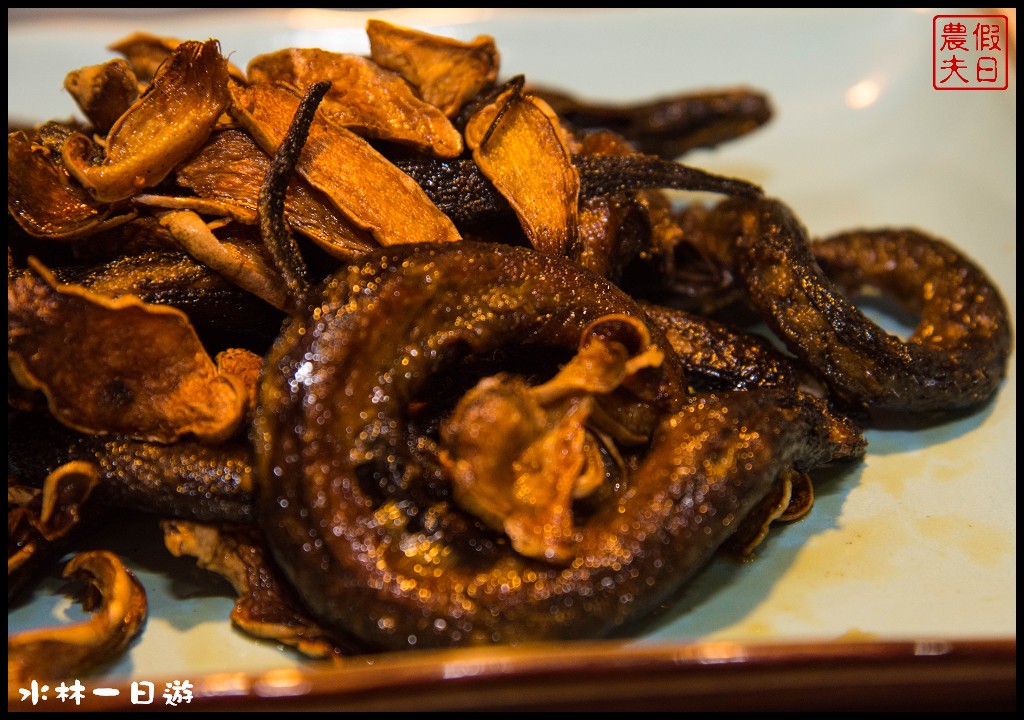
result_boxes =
[6,15,1012,679]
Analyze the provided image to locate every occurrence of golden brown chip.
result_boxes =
[162,520,350,660]
[158,209,291,311]
[8,550,147,690]
[230,82,461,247]
[61,40,231,203]
[777,469,815,522]
[367,19,500,117]
[216,347,264,422]
[465,85,580,256]
[8,259,246,444]
[7,130,136,240]
[174,129,376,260]
[107,31,181,83]
[8,461,100,576]
[247,48,463,157]
[63,58,140,134]
[440,315,663,563]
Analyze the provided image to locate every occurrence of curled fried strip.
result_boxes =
[8,461,100,599]
[255,242,862,650]
[533,86,773,158]
[61,40,230,202]
[9,411,256,525]
[159,209,291,311]
[8,550,147,689]
[8,260,246,443]
[162,520,352,660]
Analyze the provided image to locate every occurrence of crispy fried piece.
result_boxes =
[8,550,147,690]
[440,315,663,563]
[247,48,463,158]
[8,461,100,599]
[216,347,263,424]
[230,82,461,247]
[162,520,351,660]
[61,40,231,203]
[174,129,375,261]
[777,469,814,522]
[8,260,246,443]
[158,209,291,311]
[465,83,580,256]
[107,32,245,86]
[7,130,136,240]
[367,19,500,118]
[63,59,140,134]
[107,31,180,83]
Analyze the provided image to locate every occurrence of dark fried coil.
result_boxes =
[727,197,1011,412]
[254,241,860,650]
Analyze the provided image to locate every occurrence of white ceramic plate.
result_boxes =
[8,7,1016,709]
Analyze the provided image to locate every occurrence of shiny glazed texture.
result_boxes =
[695,198,1011,413]
[254,242,857,650]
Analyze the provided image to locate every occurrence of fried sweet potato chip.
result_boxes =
[465,85,580,257]
[248,48,463,157]
[8,461,100,579]
[367,19,500,118]
[175,129,376,260]
[230,82,461,247]
[162,520,350,660]
[158,209,291,311]
[107,31,181,83]
[8,260,246,443]
[7,130,136,240]
[62,40,231,203]
[440,315,663,562]
[63,58,140,134]
[8,550,147,690]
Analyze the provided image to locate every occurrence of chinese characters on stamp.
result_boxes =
[933,14,1009,90]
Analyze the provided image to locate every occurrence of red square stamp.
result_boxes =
[933,14,1009,90]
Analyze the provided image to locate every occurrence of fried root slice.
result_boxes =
[230,82,461,247]
[161,520,352,660]
[61,40,231,202]
[8,462,100,599]
[158,209,291,311]
[7,259,246,443]
[465,82,580,256]
[439,314,663,563]
[7,131,136,240]
[367,19,500,117]
[63,58,140,134]
[108,31,181,83]
[174,129,376,261]
[247,48,463,157]
[7,550,148,690]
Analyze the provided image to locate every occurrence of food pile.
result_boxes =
[7,20,1011,685]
